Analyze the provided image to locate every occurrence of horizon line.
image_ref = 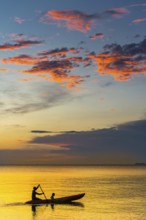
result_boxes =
[0,163,146,166]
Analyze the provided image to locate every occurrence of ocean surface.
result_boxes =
[0,166,146,220]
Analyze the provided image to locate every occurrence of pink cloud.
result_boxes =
[14,17,25,24]
[90,33,105,40]
[133,18,146,23]
[106,8,129,18]
[129,4,146,7]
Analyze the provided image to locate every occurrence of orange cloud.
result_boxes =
[89,39,146,80]
[22,59,85,88]
[46,10,95,32]
[89,53,137,80]
[1,54,47,65]
[40,8,128,32]
[38,47,82,58]
[0,68,9,73]
[0,44,91,88]
[41,8,128,32]
[0,40,43,51]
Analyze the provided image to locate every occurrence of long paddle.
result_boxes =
[39,184,47,200]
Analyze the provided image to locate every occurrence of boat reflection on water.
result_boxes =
[32,205,37,217]
[67,202,84,208]
[31,202,84,217]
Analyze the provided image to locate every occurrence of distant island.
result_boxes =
[135,163,146,166]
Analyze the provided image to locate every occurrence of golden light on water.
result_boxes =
[0,166,146,220]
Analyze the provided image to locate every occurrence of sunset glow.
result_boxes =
[0,0,146,165]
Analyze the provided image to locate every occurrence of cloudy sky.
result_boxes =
[0,0,146,165]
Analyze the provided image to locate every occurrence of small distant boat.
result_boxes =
[25,193,85,205]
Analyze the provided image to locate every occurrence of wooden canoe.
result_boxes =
[26,193,85,204]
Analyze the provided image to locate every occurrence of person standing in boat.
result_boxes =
[32,184,44,200]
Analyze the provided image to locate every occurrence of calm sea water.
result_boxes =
[0,166,146,220]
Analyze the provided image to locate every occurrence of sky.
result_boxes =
[0,0,146,165]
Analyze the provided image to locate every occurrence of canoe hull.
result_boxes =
[26,193,85,204]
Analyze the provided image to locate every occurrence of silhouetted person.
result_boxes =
[32,184,44,200]
[50,193,55,202]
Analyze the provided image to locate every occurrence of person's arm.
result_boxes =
[36,192,44,195]
[36,184,40,190]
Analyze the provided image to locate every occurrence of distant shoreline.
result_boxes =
[0,163,146,166]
